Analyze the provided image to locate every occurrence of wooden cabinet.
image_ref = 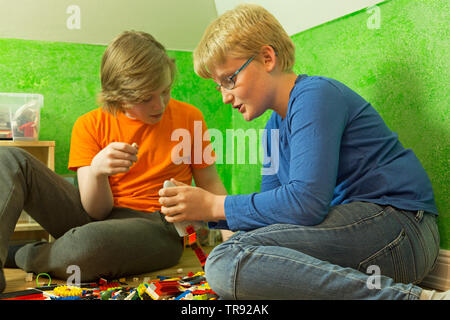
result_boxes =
[0,140,54,241]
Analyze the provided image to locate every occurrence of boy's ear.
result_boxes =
[260,45,277,72]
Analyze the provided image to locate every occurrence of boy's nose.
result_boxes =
[153,96,165,111]
[222,90,233,105]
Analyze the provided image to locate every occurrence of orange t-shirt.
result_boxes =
[68,99,215,213]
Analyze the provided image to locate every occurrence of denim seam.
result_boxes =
[402,210,425,241]
[424,216,440,272]
[392,236,407,284]
[242,208,387,239]
[357,229,406,270]
[426,216,440,250]
[248,250,418,299]
[421,217,434,276]
[315,207,387,231]
[417,215,440,281]
[231,243,250,300]
[399,210,429,281]
[389,209,423,283]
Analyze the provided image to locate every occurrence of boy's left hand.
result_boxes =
[158,179,222,222]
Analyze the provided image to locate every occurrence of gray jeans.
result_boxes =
[0,147,183,281]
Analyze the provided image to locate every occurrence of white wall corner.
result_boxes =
[214,0,386,36]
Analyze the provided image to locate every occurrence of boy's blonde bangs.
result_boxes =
[98,31,176,115]
[193,4,295,79]
[193,22,231,79]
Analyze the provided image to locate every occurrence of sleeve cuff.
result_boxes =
[208,220,230,230]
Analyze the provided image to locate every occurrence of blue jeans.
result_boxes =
[205,202,440,300]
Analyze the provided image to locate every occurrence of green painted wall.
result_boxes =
[0,40,103,168]
[0,0,448,248]
[0,40,232,192]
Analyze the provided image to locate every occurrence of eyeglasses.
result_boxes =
[215,56,255,92]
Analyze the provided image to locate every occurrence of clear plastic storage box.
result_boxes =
[0,93,43,141]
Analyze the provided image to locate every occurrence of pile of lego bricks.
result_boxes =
[0,272,218,300]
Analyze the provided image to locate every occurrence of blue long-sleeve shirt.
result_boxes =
[210,75,438,231]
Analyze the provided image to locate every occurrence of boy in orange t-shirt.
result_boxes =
[69,98,214,213]
[0,31,226,289]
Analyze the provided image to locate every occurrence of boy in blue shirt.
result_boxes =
[159,4,447,299]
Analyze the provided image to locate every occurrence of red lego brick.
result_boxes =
[188,232,197,245]
[185,225,195,235]
[146,281,181,300]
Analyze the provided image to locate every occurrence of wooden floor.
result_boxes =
[3,246,214,293]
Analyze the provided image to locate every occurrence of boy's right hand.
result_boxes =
[90,142,138,177]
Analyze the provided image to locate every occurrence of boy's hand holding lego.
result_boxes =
[158,179,225,223]
[78,142,138,220]
[90,142,139,177]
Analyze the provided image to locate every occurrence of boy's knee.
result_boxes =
[0,146,27,160]
[205,241,242,300]
[50,225,110,280]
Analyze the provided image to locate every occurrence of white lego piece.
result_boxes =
[163,180,204,237]
[25,273,34,282]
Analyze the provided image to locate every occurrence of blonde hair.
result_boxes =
[98,31,176,115]
[193,4,295,79]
